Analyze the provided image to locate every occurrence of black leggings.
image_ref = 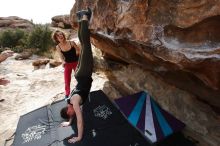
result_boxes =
[69,20,93,104]
[75,20,93,78]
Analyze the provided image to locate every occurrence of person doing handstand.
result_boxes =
[60,7,92,144]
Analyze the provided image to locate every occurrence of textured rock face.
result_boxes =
[0,16,33,30]
[70,0,220,146]
[51,15,72,29]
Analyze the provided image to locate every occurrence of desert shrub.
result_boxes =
[27,24,54,54]
[0,25,55,54]
[0,29,27,48]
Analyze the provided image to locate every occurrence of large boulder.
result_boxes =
[70,1,220,146]
[51,15,72,29]
[15,51,32,60]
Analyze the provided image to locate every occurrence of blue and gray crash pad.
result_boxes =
[114,91,186,144]
[13,90,188,146]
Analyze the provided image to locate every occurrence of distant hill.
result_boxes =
[0,16,33,30]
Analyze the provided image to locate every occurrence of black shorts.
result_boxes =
[68,88,90,105]
[68,76,93,105]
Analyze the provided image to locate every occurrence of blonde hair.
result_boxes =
[52,30,67,44]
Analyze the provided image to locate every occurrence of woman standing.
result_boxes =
[52,30,80,99]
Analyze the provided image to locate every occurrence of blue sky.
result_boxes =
[0,0,75,24]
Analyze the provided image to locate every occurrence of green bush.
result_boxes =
[0,29,27,48]
[0,25,55,54]
[27,24,54,53]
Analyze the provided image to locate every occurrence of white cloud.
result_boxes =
[0,0,75,24]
